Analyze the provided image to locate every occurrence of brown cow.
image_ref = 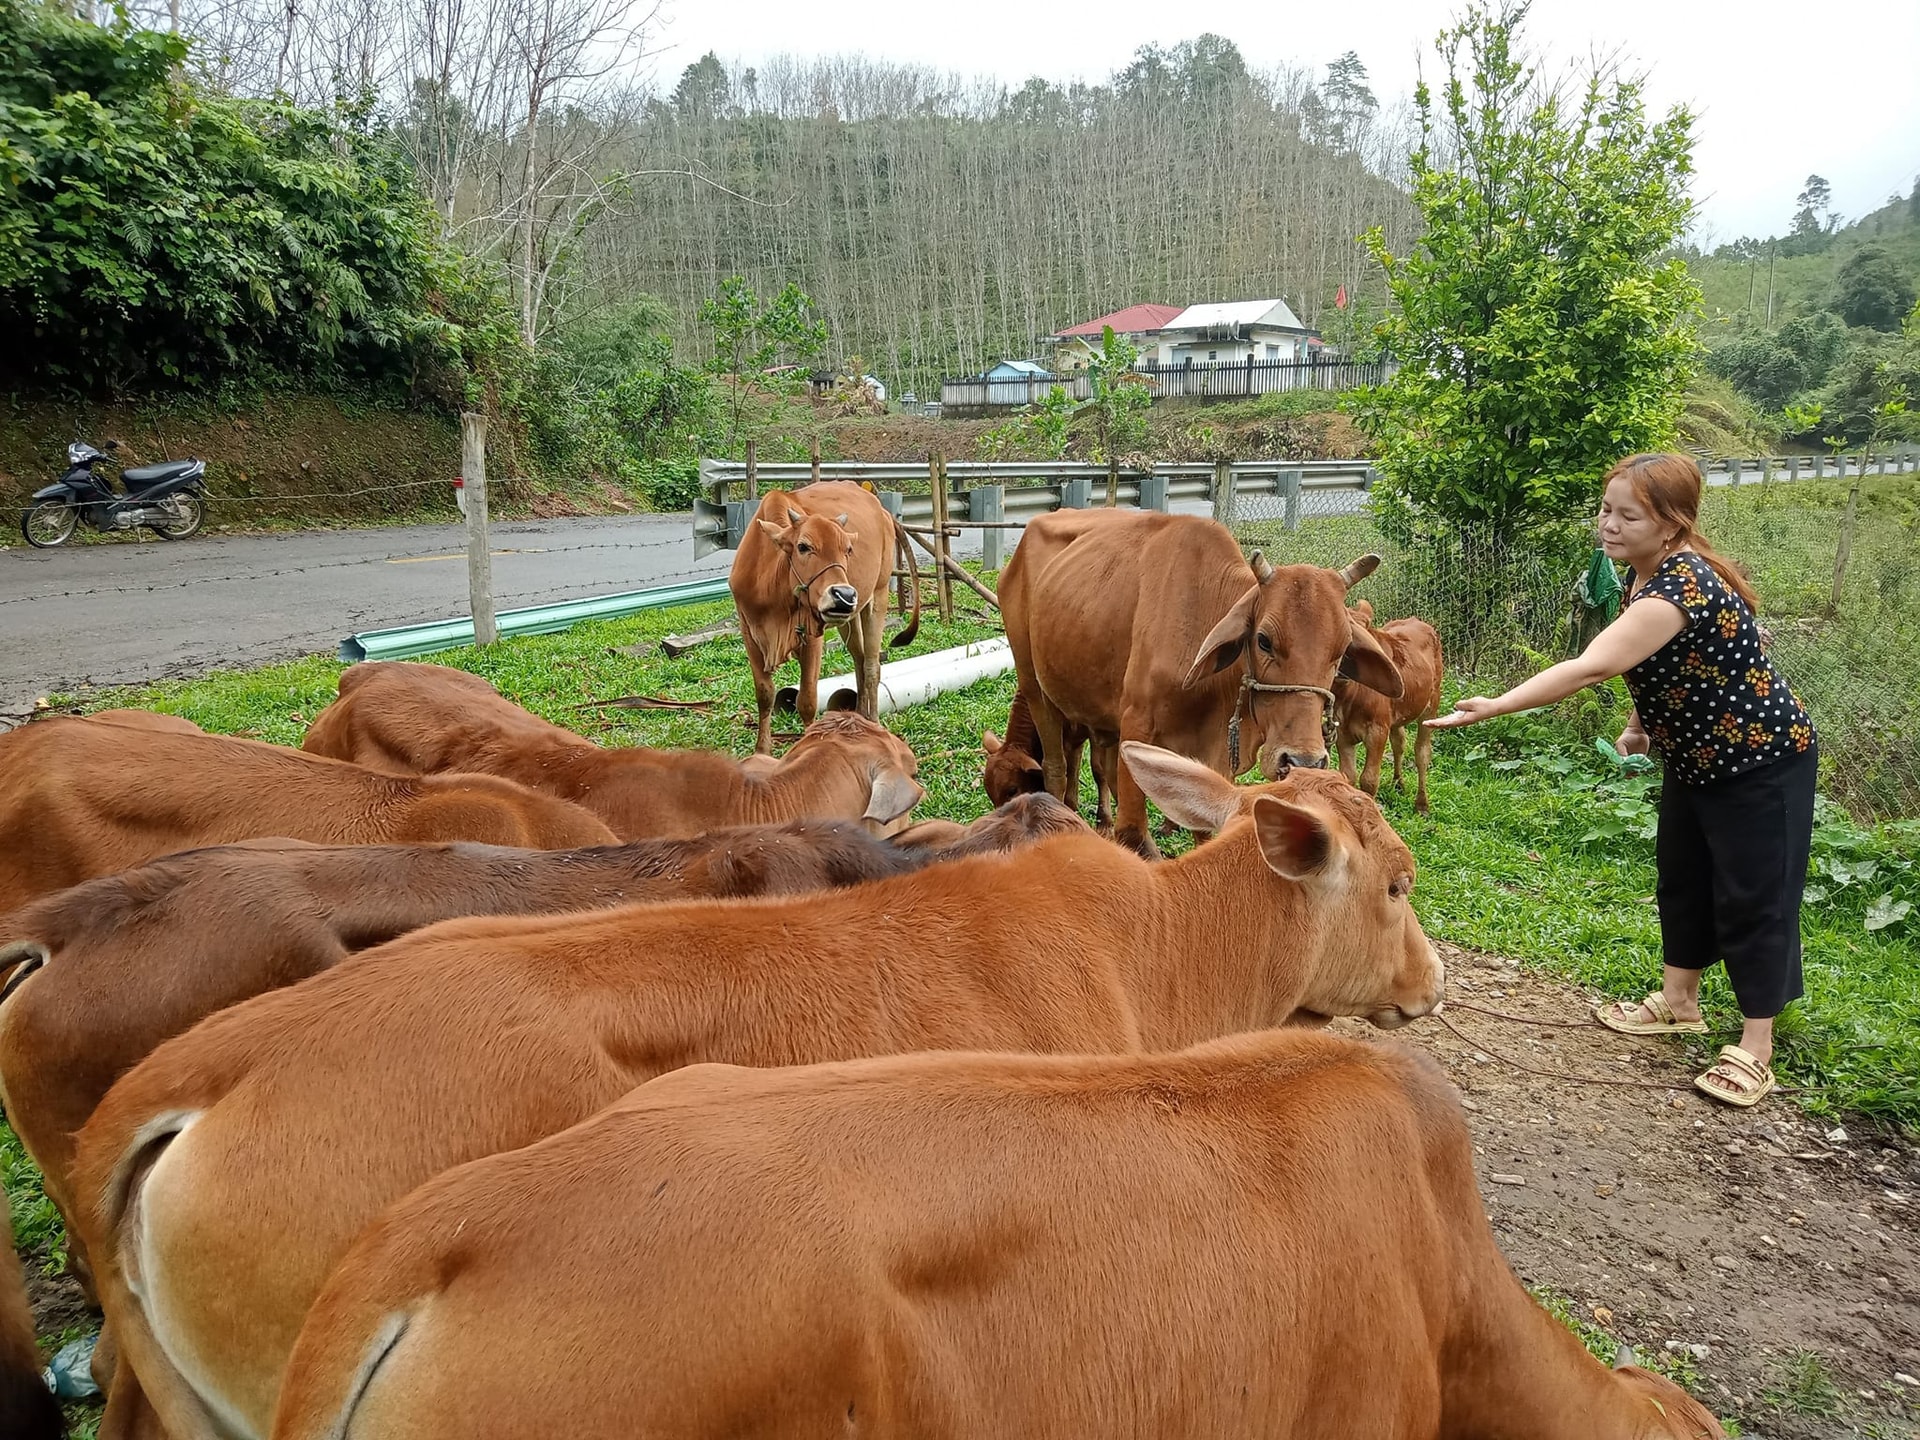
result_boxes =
[74,748,1442,1440]
[982,688,1114,828]
[302,662,926,840]
[729,483,920,753]
[0,796,1082,1253]
[1333,600,1446,814]
[1,1179,63,1440]
[0,718,617,918]
[1000,509,1403,856]
[85,709,206,736]
[274,1034,1724,1440]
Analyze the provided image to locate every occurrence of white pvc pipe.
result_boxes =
[813,637,1014,716]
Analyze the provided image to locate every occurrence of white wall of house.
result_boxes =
[1153,327,1312,366]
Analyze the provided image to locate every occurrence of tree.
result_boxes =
[1079,325,1152,464]
[1791,174,1833,237]
[698,276,827,445]
[1832,244,1918,332]
[671,52,729,122]
[1348,3,1701,537]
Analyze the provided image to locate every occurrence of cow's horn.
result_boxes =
[788,507,804,525]
[1611,1344,1639,1371]
[1339,553,1382,588]
[834,513,850,526]
[1250,551,1275,584]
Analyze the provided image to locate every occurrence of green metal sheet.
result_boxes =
[339,576,733,662]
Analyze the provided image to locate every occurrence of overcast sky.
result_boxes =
[645,0,1918,245]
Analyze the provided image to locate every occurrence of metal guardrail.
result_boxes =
[692,458,1376,558]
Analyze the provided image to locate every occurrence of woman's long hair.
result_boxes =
[1607,452,1761,613]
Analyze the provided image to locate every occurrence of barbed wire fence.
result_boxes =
[1233,472,1920,826]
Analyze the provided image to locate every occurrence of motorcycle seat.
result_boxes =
[120,461,199,487]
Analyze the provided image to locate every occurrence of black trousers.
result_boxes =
[1655,747,1817,1019]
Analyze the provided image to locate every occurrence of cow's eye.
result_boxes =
[797,542,812,554]
[1256,633,1274,654]
[1389,873,1412,900]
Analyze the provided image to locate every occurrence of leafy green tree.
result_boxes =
[1705,312,1848,411]
[1079,326,1152,464]
[1792,174,1834,238]
[0,0,482,396]
[1348,3,1701,537]
[698,275,828,445]
[1832,244,1918,332]
[672,54,732,123]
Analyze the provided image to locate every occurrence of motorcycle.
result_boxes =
[23,441,208,548]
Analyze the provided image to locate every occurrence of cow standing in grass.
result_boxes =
[731,483,919,753]
[1333,600,1445,814]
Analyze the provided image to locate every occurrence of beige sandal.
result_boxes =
[1694,1045,1777,1108]
[1595,991,1708,1036]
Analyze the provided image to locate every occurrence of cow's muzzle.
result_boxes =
[822,583,859,617]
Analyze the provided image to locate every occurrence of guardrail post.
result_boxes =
[1727,457,1742,488]
[1061,476,1092,509]
[970,484,1006,571]
[1139,473,1169,512]
[1761,455,1774,485]
[1787,455,1800,481]
[460,412,497,647]
[1830,479,1861,616]
[1210,460,1236,526]
[1279,468,1303,532]
[745,438,758,502]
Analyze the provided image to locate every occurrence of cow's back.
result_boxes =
[1011,511,1249,739]
[303,662,594,777]
[277,1034,1468,1440]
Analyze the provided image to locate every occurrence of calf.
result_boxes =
[1000,508,1402,856]
[75,748,1441,1440]
[729,483,920,753]
[982,688,1114,828]
[0,797,1080,1250]
[276,1034,1724,1440]
[303,663,926,840]
[1332,600,1445,814]
[0,718,616,917]
[0,1179,63,1440]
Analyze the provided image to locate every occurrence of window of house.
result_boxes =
[1265,344,1280,358]
[1208,350,1217,362]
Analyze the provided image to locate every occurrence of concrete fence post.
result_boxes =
[460,412,497,647]
[1062,476,1092,509]
[1139,473,1169,512]
[969,484,1006,571]
[1788,455,1801,482]
[1279,468,1303,531]
[1726,458,1742,488]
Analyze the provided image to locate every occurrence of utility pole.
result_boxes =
[1765,246,1777,328]
[462,412,498,647]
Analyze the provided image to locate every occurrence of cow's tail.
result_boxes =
[0,1178,65,1440]
[891,519,922,649]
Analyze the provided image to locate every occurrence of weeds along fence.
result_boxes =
[1234,460,1920,825]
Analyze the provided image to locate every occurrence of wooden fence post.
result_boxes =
[1105,455,1120,507]
[970,483,1006,571]
[1830,479,1861,616]
[809,435,821,485]
[461,412,497,647]
[745,438,758,502]
[1211,460,1236,527]
[928,454,954,622]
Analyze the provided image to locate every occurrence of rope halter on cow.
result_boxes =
[1229,678,1338,776]
[783,509,855,640]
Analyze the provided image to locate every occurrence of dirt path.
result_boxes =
[25,941,1918,1437]
[1354,942,1919,1440]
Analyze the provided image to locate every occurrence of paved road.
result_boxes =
[0,515,738,711]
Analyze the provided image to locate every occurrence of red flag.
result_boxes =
[1334,284,1349,310]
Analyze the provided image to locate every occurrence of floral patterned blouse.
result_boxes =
[1623,551,1816,786]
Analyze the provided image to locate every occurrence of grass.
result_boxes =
[6,560,1914,1427]
[1762,1348,1844,1419]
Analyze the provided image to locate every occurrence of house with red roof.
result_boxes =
[1046,303,1185,370]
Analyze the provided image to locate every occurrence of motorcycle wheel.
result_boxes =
[147,492,205,540]
[23,499,79,548]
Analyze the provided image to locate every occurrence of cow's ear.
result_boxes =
[1182,586,1260,688]
[1251,794,1336,880]
[756,518,788,543]
[982,731,1004,755]
[864,766,926,825]
[1122,741,1240,834]
[1339,619,1403,700]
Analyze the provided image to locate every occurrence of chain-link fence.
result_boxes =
[1234,472,1920,824]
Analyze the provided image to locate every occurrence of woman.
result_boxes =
[1427,453,1817,1108]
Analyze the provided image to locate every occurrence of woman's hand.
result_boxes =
[1616,724,1650,757]
[1424,696,1503,729]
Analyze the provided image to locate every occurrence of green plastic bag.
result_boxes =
[1575,547,1622,621]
